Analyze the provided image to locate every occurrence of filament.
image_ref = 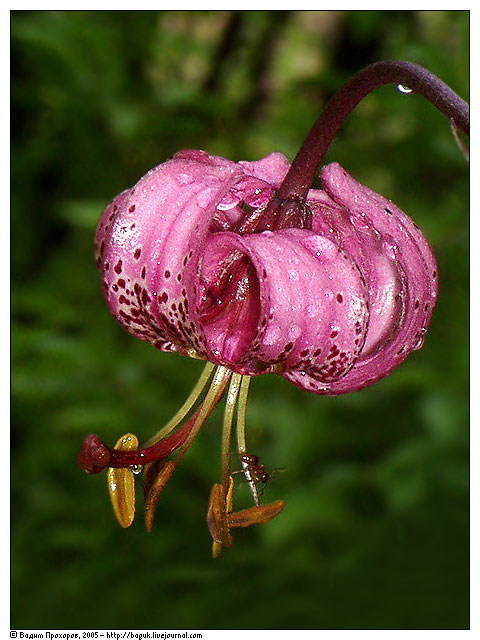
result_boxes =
[220,373,242,491]
[235,376,259,506]
[236,375,251,453]
[146,362,216,446]
[173,365,232,464]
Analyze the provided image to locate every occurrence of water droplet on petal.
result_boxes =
[243,188,271,208]
[382,236,398,260]
[288,270,299,281]
[289,324,301,339]
[350,212,371,232]
[217,192,242,211]
[397,84,414,94]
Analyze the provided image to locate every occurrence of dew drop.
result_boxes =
[217,192,241,211]
[131,464,143,475]
[289,324,301,339]
[397,84,414,94]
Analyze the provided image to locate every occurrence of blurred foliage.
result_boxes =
[11,10,469,630]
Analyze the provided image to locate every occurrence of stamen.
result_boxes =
[235,376,260,506]
[143,460,176,532]
[227,500,285,528]
[236,375,251,452]
[145,362,215,446]
[77,366,229,474]
[207,480,233,558]
[107,433,139,528]
[220,373,242,491]
[142,365,232,530]
[173,365,232,463]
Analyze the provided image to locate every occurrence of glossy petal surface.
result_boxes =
[96,152,437,395]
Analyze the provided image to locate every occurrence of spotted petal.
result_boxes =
[284,163,437,394]
[95,152,437,396]
[95,150,290,359]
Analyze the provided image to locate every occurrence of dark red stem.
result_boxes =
[276,60,469,205]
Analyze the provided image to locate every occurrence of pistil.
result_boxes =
[77,363,228,474]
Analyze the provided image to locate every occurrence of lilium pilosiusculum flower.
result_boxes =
[94,150,436,394]
[78,61,468,556]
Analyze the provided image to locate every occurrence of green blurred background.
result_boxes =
[11,10,469,630]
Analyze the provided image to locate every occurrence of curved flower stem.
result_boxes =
[277,60,469,204]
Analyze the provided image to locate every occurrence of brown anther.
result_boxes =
[143,460,176,533]
[206,483,233,552]
[227,500,285,528]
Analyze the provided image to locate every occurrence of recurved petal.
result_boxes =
[94,153,244,357]
[197,228,369,384]
[95,151,295,361]
[293,162,438,394]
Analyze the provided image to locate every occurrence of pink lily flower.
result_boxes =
[78,61,468,556]
[94,150,436,394]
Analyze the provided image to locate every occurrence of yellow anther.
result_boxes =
[107,433,139,528]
